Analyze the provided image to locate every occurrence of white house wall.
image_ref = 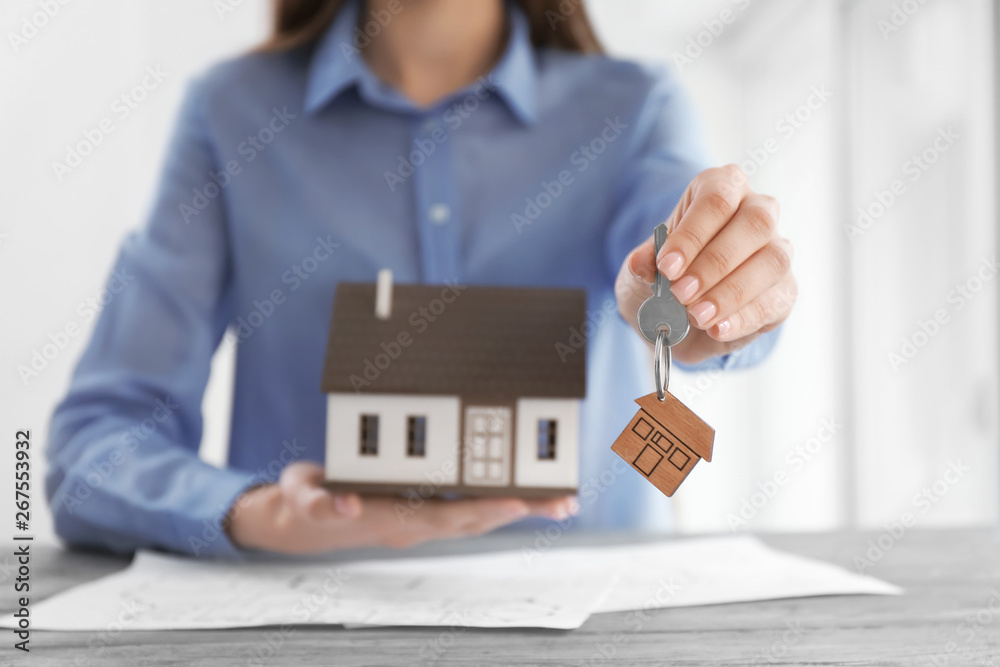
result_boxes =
[326,394,460,485]
[514,399,580,489]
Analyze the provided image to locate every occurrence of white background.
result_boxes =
[1,0,996,546]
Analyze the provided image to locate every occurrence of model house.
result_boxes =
[611,393,715,497]
[320,271,587,497]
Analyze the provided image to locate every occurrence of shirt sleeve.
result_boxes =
[605,65,780,372]
[45,77,256,559]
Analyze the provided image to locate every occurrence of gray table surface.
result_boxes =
[3,528,999,666]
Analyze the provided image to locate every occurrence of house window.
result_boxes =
[407,416,427,457]
[359,414,379,456]
[537,419,557,460]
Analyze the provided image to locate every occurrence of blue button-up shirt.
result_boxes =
[46,0,777,557]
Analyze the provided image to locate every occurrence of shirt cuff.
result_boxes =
[674,327,782,373]
[171,466,261,560]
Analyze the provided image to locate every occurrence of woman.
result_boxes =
[46,0,795,556]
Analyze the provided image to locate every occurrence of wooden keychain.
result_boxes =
[611,223,716,497]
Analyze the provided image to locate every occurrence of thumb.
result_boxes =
[615,241,655,324]
[278,462,361,521]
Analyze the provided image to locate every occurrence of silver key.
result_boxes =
[637,222,690,346]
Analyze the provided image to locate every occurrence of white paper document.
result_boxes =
[560,536,902,613]
[4,535,900,631]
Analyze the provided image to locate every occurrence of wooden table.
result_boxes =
[5,528,1000,666]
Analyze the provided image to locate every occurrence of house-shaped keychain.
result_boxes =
[320,271,586,498]
[611,392,714,497]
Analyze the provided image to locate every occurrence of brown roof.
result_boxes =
[321,283,587,398]
[635,393,715,461]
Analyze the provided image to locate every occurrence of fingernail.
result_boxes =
[671,275,698,303]
[658,252,684,280]
[716,319,732,338]
[626,251,651,284]
[507,504,529,518]
[333,495,357,517]
[690,301,717,327]
[626,251,640,278]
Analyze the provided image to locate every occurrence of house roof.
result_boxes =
[321,283,588,398]
[635,393,715,461]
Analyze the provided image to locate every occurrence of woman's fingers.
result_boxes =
[278,462,361,521]
[615,162,796,362]
[360,495,578,548]
[658,165,749,280]
[714,272,798,342]
[523,495,579,520]
[447,498,533,535]
[670,193,780,306]
[618,246,655,316]
[278,462,327,518]
[273,463,581,550]
[331,493,363,519]
[689,239,793,335]
[237,479,581,552]
[364,496,524,548]
[625,236,657,284]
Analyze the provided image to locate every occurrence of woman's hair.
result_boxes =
[261,0,603,53]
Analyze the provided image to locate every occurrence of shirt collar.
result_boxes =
[304,0,538,125]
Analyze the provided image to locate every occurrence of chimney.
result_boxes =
[375,269,393,320]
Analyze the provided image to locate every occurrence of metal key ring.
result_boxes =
[654,326,671,401]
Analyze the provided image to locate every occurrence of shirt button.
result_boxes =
[429,203,451,225]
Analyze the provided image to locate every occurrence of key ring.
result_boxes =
[654,326,671,401]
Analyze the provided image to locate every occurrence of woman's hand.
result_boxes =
[226,462,577,554]
[616,165,797,365]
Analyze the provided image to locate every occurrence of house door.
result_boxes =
[463,406,511,487]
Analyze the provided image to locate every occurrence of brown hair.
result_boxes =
[261,0,602,54]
